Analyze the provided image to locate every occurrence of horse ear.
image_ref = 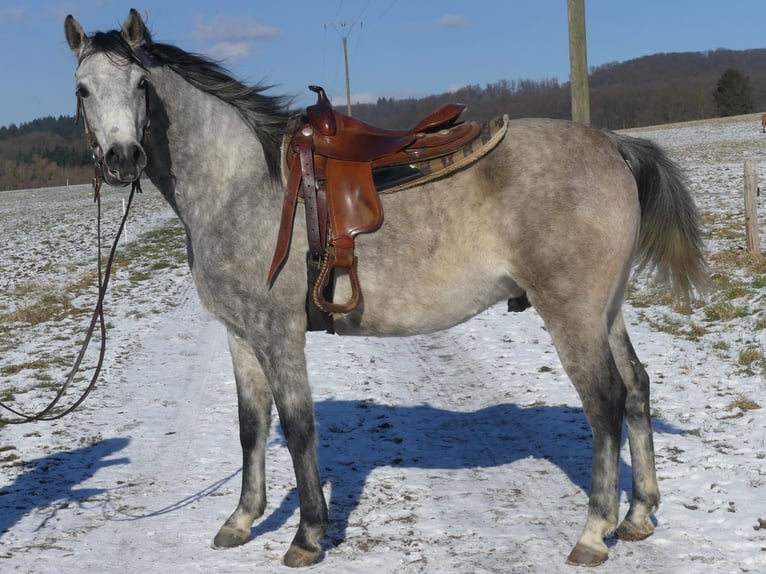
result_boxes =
[122,8,145,48]
[64,15,87,57]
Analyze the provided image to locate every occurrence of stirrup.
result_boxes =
[313,250,362,314]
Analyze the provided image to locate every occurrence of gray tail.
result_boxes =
[613,133,708,301]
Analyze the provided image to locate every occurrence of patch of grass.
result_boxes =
[627,285,674,308]
[1,359,49,376]
[708,250,766,274]
[703,301,749,322]
[32,373,56,384]
[121,221,186,263]
[0,449,20,465]
[129,270,153,282]
[68,269,100,294]
[701,211,744,243]
[1,219,186,336]
[0,385,21,402]
[736,345,764,374]
[746,256,766,274]
[639,313,709,341]
[107,219,187,288]
[149,260,173,271]
[711,340,730,351]
[2,290,78,325]
[685,322,709,341]
[710,272,749,300]
[727,393,761,412]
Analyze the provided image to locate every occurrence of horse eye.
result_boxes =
[76,84,90,98]
[138,77,148,90]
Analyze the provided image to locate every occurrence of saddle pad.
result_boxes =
[375,114,510,193]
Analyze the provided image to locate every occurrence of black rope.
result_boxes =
[0,180,141,424]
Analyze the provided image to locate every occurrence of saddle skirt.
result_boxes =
[267,86,509,324]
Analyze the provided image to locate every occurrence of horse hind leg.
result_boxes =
[610,312,660,542]
[213,332,274,549]
[534,307,626,566]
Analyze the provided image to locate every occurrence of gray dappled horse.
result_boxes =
[64,9,707,568]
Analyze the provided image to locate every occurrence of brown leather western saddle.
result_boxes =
[267,85,507,322]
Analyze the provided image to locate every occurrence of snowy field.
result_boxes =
[1,115,766,573]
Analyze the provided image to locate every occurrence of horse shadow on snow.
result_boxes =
[256,399,681,550]
[0,406,680,550]
[0,437,130,538]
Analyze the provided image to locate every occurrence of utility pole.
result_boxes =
[567,0,590,124]
[326,19,361,116]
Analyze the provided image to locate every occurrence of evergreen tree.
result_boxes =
[713,68,755,116]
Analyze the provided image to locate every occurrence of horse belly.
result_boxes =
[332,257,519,337]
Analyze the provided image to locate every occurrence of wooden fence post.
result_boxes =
[744,159,759,254]
[567,0,590,125]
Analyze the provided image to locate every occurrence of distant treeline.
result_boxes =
[352,48,766,129]
[3,48,766,190]
[0,115,91,191]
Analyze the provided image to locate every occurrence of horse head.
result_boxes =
[64,9,150,186]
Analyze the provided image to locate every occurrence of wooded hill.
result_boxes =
[0,116,93,191]
[3,48,766,190]
[352,48,766,129]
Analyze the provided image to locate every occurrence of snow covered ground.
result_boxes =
[2,116,766,573]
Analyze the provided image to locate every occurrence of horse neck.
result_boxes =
[144,67,281,223]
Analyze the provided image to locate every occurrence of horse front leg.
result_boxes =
[213,332,273,549]
[254,329,328,567]
[271,359,328,566]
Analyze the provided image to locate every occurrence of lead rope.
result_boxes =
[0,181,140,423]
[0,98,141,424]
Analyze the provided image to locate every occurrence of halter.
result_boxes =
[0,82,149,424]
[75,92,106,200]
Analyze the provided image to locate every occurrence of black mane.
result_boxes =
[81,29,292,179]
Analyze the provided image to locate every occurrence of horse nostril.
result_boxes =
[104,146,120,165]
[131,143,147,168]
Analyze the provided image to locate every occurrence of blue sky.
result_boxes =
[1,0,765,128]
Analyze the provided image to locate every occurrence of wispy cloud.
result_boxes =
[435,14,470,28]
[193,14,282,61]
[193,14,282,43]
[206,41,253,61]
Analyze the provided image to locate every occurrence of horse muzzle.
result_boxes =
[103,141,147,185]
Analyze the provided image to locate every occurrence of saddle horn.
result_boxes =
[306,85,337,136]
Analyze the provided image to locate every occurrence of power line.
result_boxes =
[325,19,362,116]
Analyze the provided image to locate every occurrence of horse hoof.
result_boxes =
[283,543,323,568]
[616,517,654,541]
[565,542,608,567]
[212,525,250,548]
